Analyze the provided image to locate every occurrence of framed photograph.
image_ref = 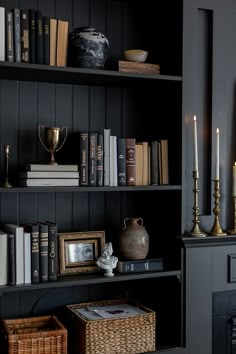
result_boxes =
[59,231,105,275]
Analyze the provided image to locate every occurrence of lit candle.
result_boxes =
[193,115,198,171]
[233,162,236,196]
[216,128,220,180]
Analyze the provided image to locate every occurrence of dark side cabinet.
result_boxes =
[0,0,184,353]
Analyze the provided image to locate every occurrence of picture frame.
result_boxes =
[58,231,105,275]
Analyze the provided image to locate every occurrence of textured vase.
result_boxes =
[118,218,149,260]
[69,27,109,69]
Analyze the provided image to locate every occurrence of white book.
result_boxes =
[24,232,31,284]
[0,230,8,285]
[19,178,79,186]
[0,7,5,62]
[19,171,79,178]
[109,135,118,186]
[5,224,24,285]
[24,164,79,172]
[103,128,111,186]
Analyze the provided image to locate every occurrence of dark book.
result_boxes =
[117,258,164,273]
[39,223,49,282]
[89,131,97,185]
[8,233,15,284]
[20,9,29,63]
[125,138,136,186]
[13,8,21,63]
[79,132,89,186]
[96,133,104,186]
[151,140,159,185]
[43,16,50,65]
[45,221,58,281]
[6,10,14,62]
[23,223,40,283]
[35,10,43,64]
[28,9,36,64]
[117,138,126,186]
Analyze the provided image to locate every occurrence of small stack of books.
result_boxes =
[19,164,79,186]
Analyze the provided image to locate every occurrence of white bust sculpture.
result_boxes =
[96,242,118,277]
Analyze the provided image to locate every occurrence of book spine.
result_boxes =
[0,233,8,285]
[28,9,36,64]
[30,224,40,283]
[0,7,5,62]
[24,232,31,284]
[43,16,50,65]
[36,10,43,64]
[39,223,48,281]
[6,10,14,62]
[125,138,136,186]
[20,9,29,63]
[79,132,89,186]
[151,140,159,185]
[96,133,104,186]
[117,138,126,186]
[13,8,21,63]
[89,132,97,185]
[117,259,163,273]
[103,128,111,186]
[47,223,58,281]
[8,233,15,284]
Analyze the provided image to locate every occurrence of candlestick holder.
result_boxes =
[227,196,236,235]
[209,179,226,236]
[2,145,12,188]
[188,170,207,237]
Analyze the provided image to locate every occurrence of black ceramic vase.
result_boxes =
[69,27,109,69]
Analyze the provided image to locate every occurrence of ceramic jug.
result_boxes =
[118,217,149,260]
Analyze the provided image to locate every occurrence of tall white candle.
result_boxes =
[193,115,198,171]
[216,128,220,180]
[233,162,236,196]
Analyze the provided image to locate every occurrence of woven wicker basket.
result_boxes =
[66,298,156,354]
[1,315,67,354]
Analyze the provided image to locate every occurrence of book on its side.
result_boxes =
[0,7,5,62]
[5,224,24,285]
[6,10,14,62]
[117,258,164,273]
[19,171,79,178]
[19,178,79,186]
[45,221,58,281]
[0,230,8,285]
[24,163,79,171]
[118,60,160,74]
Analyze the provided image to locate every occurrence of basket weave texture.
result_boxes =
[2,315,67,354]
[66,298,156,354]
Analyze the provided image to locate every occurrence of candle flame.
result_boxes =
[193,115,196,121]
[216,128,219,133]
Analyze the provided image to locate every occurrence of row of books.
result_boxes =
[79,129,169,187]
[0,6,68,66]
[0,222,58,286]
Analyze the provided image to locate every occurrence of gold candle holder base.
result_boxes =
[188,170,207,237]
[1,145,12,188]
[227,196,236,235]
[209,179,226,236]
[2,179,12,188]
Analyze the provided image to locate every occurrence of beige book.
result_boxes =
[50,18,58,66]
[135,143,143,185]
[56,19,69,67]
[161,139,169,184]
[142,142,149,185]
[118,60,160,74]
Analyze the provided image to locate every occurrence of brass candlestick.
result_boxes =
[188,170,207,237]
[2,145,12,188]
[227,196,236,235]
[209,179,226,236]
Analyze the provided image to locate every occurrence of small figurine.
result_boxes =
[96,242,118,277]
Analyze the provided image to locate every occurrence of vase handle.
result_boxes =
[137,217,143,226]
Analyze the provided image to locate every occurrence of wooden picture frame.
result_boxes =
[59,231,105,275]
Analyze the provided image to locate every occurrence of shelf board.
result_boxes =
[0,62,182,87]
[0,269,181,294]
[0,185,182,193]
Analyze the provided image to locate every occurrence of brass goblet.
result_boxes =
[38,125,67,165]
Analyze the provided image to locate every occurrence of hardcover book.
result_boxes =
[8,233,15,284]
[89,132,97,185]
[117,258,164,273]
[13,8,21,63]
[39,223,49,282]
[20,9,29,63]
[29,9,36,63]
[125,138,136,186]
[0,230,8,285]
[43,16,50,65]
[103,128,111,186]
[25,163,79,171]
[19,178,79,186]
[45,221,58,281]
[79,132,89,186]
[19,171,79,178]
[0,7,5,62]
[36,10,43,64]
[117,138,126,186]
[23,223,40,283]
[96,133,104,186]
[6,10,14,62]
[118,60,160,74]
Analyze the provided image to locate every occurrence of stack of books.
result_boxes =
[19,164,79,186]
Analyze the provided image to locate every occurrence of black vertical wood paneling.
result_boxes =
[72,0,89,29]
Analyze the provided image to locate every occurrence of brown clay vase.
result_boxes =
[118,217,149,260]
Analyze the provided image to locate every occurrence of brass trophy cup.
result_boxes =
[38,125,67,165]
